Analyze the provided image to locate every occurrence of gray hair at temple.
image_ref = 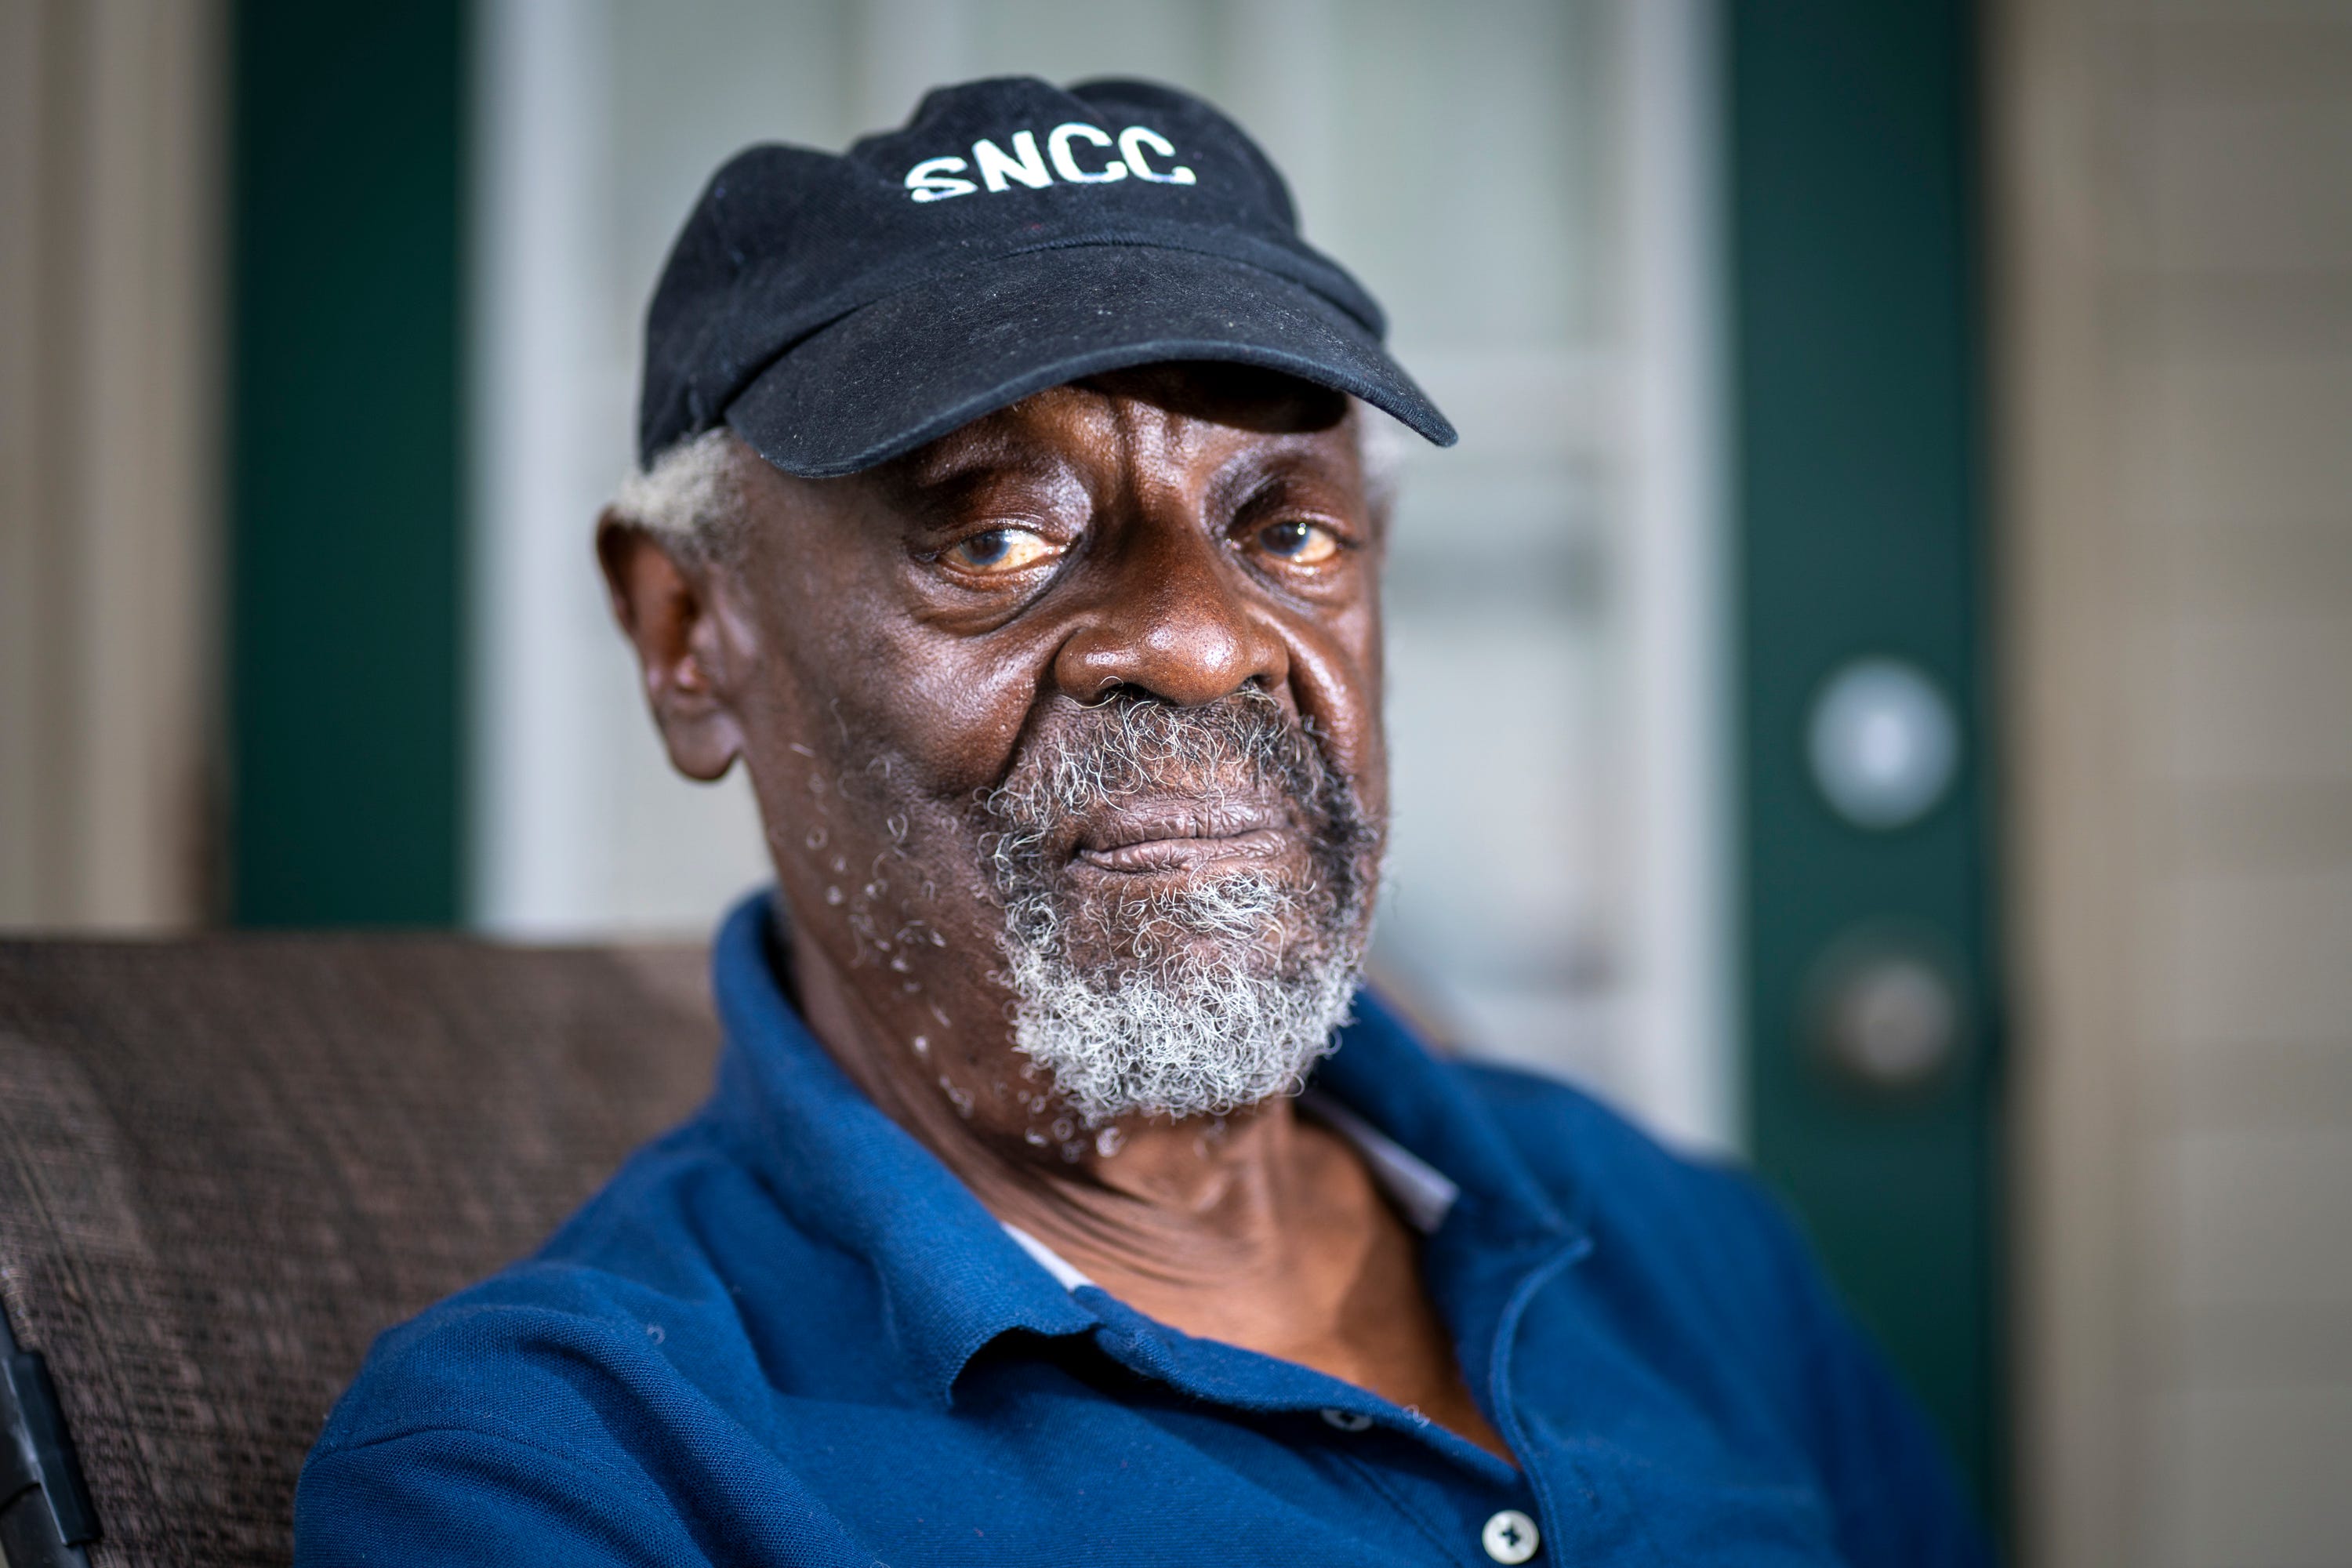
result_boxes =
[609,428,750,564]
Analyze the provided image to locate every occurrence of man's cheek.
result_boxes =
[840,662,1033,800]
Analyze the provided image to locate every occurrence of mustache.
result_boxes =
[978,687,1352,866]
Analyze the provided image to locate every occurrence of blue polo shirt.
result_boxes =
[296,893,1987,1566]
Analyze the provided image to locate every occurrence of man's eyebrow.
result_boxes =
[891,434,1076,500]
[866,453,1093,545]
[1208,437,1363,516]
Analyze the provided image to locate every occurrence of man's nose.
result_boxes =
[1050,522,1289,706]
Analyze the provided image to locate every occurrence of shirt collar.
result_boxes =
[705,890,1583,1402]
[706,893,1098,1408]
[1297,1088,1459,1233]
[1308,989,1583,1254]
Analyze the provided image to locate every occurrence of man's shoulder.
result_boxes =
[1345,993,1783,1263]
[292,1109,842,1564]
[309,1108,800,1460]
[1445,1054,1759,1212]
[1430,1056,1987,1563]
[1439,1057,1820,1323]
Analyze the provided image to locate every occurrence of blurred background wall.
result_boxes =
[0,0,222,930]
[2,2,2347,1563]
[1996,1,2352,1563]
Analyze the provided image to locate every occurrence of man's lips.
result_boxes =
[1070,803,1292,873]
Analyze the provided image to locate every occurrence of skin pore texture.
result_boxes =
[597,364,1512,1463]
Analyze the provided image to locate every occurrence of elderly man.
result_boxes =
[297,78,1985,1566]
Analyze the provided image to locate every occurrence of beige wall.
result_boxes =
[0,0,223,930]
[1998,2,2352,1563]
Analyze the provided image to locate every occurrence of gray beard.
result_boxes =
[981,691,1378,1128]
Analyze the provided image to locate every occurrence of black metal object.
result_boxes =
[0,1305,96,1568]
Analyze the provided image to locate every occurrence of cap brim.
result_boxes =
[722,245,1456,478]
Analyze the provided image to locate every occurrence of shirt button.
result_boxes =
[1481,1508,1540,1563]
[1318,1407,1373,1432]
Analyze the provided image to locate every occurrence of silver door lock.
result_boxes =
[1804,929,1966,1094]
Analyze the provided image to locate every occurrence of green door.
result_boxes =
[1728,0,2002,1526]
[230,0,468,926]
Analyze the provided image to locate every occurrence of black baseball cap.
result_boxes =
[637,75,1456,476]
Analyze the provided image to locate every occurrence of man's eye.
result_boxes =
[945,527,1056,573]
[1254,519,1341,565]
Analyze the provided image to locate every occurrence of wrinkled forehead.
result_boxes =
[877,363,1359,489]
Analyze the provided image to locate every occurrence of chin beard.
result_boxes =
[981,690,1380,1127]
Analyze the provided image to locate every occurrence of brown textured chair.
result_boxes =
[0,938,720,1567]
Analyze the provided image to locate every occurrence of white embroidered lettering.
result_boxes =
[903,154,978,203]
[904,125,1195,202]
[971,131,1052,193]
[1116,125,1194,185]
[1047,122,1126,183]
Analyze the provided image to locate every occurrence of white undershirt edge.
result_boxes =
[999,1091,1460,1294]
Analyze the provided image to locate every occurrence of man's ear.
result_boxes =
[595,513,745,782]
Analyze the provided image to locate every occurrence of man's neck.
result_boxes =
[782,925,1515,1464]
[784,914,1327,1287]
